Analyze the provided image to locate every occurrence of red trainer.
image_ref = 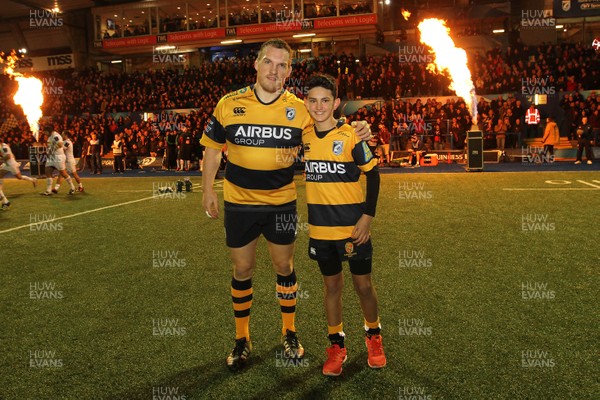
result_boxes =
[365,334,386,368]
[322,344,347,376]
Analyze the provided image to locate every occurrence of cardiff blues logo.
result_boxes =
[286,107,296,121]
[332,140,343,156]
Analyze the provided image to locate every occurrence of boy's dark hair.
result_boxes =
[305,73,338,99]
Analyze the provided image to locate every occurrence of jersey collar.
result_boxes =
[251,84,285,106]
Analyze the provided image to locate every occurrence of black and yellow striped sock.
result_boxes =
[365,317,381,336]
[231,277,253,340]
[328,323,345,348]
[276,271,297,335]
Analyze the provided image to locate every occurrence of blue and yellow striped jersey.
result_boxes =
[201,86,312,209]
[303,123,378,240]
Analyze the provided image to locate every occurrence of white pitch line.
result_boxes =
[503,188,599,191]
[0,195,158,235]
[577,180,600,188]
[116,189,157,193]
[1,181,225,235]
[117,183,203,193]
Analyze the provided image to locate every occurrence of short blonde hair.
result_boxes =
[257,38,292,65]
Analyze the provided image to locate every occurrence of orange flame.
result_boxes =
[1,51,44,141]
[402,9,411,21]
[418,19,477,125]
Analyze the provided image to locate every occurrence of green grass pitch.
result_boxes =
[1,171,598,399]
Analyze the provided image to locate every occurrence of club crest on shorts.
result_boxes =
[286,107,296,121]
[332,140,343,156]
[344,242,354,255]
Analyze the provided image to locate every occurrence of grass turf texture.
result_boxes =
[0,172,598,399]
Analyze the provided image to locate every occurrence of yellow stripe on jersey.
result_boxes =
[200,134,223,151]
[227,145,300,171]
[224,179,296,207]
[303,123,378,240]
[305,181,364,206]
[200,86,312,209]
[308,224,356,240]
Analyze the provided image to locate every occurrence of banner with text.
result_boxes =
[13,54,75,72]
[102,14,378,48]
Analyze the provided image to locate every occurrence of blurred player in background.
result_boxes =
[177,127,193,171]
[302,74,385,376]
[201,38,372,371]
[41,130,76,196]
[54,131,84,193]
[575,116,594,164]
[0,140,37,210]
[89,132,103,174]
[407,134,428,167]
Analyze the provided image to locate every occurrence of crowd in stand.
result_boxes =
[1,41,598,161]
[104,2,374,35]
[0,109,210,169]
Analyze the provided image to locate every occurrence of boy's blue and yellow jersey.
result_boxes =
[201,86,312,210]
[303,123,378,240]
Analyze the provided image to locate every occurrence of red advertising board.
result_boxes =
[102,14,377,49]
[314,14,378,29]
[103,36,157,48]
[168,28,226,42]
[237,22,304,35]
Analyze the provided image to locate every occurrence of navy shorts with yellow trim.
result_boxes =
[308,237,373,262]
[224,205,298,248]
